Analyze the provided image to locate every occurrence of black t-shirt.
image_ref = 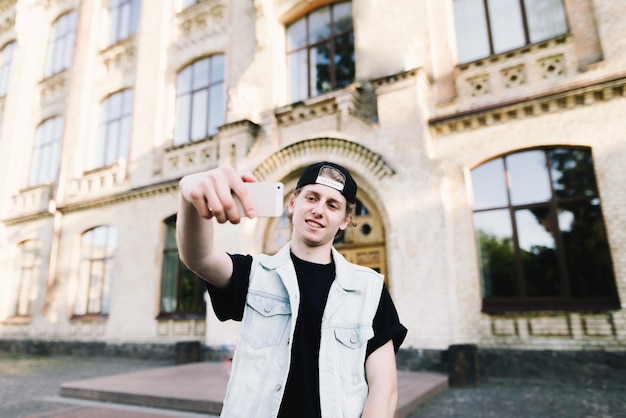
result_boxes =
[206,252,408,418]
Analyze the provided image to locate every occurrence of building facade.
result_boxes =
[0,0,624,358]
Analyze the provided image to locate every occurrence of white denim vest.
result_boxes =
[219,243,384,418]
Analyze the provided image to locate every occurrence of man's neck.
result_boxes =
[290,240,333,264]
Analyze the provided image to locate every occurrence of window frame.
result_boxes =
[29,117,64,186]
[73,226,117,319]
[107,0,140,46]
[158,215,207,319]
[286,1,355,102]
[0,41,16,98]
[44,11,77,77]
[10,240,41,318]
[453,0,569,64]
[96,89,134,168]
[174,54,225,146]
[470,146,620,313]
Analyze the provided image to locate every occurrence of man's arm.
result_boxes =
[362,340,398,418]
[176,166,257,288]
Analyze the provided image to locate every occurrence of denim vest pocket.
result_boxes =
[242,292,291,349]
[333,325,374,386]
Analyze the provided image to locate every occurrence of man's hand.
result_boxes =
[179,166,258,224]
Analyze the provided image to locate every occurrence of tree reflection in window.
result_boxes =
[160,215,206,318]
[471,147,619,312]
[286,2,354,102]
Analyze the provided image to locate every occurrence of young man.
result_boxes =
[177,161,407,418]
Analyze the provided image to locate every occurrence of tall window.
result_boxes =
[160,216,206,317]
[108,0,140,45]
[287,1,354,102]
[11,240,41,317]
[453,0,568,64]
[74,226,117,317]
[97,89,133,167]
[0,41,15,97]
[29,117,63,186]
[174,55,225,145]
[471,147,620,312]
[45,11,77,77]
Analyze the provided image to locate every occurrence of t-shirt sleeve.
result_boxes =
[366,283,408,358]
[204,253,252,321]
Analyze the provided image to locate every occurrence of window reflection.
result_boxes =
[453,0,568,64]
[160,216,206,316]
[175,55,225,145]
[471,158,507,210]
[507,150,551,205]
[471,147,619,312]
[473,210,517,298]
[286,2,354,102]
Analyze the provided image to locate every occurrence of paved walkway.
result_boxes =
[1,352,447,417]
[2,352,625,418]
[59,362,447,417]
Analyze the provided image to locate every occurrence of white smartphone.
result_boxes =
[234,182,285,217]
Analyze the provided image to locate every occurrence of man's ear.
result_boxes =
[287,195,296,214]
[339,215,351,231]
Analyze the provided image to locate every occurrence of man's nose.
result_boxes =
[312,201,324,215]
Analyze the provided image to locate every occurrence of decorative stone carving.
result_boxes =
[163,138,219,178]
[467,74,491,97]
[100,37,137,75]
[175,0,227,50]
[254,137,395,182]
[501,64,526,89]
[538,54,565,79]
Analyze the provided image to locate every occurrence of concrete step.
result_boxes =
[60,362,448,417]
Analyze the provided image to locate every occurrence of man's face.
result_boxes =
[288,183,351,248]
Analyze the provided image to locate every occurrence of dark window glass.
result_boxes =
[471,147,620,312]
[160,216,206,317]
[453,0,568,63]
[287,1,354,102]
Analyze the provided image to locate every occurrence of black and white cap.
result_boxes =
[296,161,357,204]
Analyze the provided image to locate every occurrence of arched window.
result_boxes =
[159,215,206,317]
[286,1,354,102]
[174,55,225,145]
[44,11,77,77]
[29,117,63,186]
[96,89,134,167]
[74,226,117,317]
[470,147,620,312]
[0,41,16,97]
[453,0,568,63]
[11,240,41,317]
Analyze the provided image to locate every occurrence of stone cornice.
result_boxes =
[371,68,421,89]
[3,211,53,226]
[430,72,626,135]
[253,137,395,182]
[58,180,179,215]
[3,180,179,224]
